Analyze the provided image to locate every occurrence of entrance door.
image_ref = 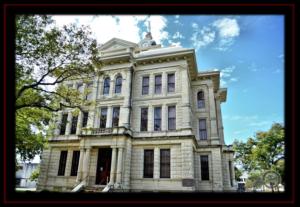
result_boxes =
[95,148,112,185]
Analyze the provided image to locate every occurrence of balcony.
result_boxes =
[81,126,132,136]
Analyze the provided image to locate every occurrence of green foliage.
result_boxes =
[15,15,99,111]
[16,108,50,161]
[29,167,40,182]
[15,15,99,161]
[234,166,243,181]
[233,123,285,184]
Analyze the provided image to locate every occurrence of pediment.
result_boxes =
[99,38,138,52]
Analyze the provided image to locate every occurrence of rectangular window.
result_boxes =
[112,107,120,127]
[60,114,68,135]
[82,112,89,128]
[168,106,176,130]
[199,119,207,140]
[142,76,149,95]
[154,75,162,94]
[143,149,154,178]
[140,108,148,131]
[100,108,107,128]
[167,73,175,93]
[57,151,68,176]
[154,107,162,131]
[70,151,80,176]
[160,149,170,178]
[200,155,209,180]
[70,115,78,134]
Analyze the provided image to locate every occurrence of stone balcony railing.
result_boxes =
[81,126,132,136]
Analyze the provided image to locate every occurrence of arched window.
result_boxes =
[103,77,110,95]
[197,91,205,108]
[115,75,122,94]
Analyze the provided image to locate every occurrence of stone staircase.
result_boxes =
[83,185,106,193]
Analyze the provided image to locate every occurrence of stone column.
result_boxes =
[91,77,98,101]
[121,68,132,128]
[76,147,85,183]
[153,147,160,179]
[109,147,117,185]
[107,106,113,128]
[149,73,154,95]
[116,148,124,186]
[208,86,219,144]
[65,111,72,135]
[109,79,113,98]
[162,72,167,96]
[82,147,91,185]
[148,105,153,131]
[76,111,83,135]
[54,111,63,136]
[211,148,223,191]
[180,67,192,132]
[215,98,224,144]
[98,79,103,98]
[161,105,167,131]
[230,157,236,187]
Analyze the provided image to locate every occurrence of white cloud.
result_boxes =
[172,31,185,39]
[213,18,240,38]
[212,17,240,51]
[191,26,216,51]
[144,16,169,45]
[168,40,182,47]
[52,15,169,45]
[175,15,180,19]
[220,66,235,78]
[191,22,198,29]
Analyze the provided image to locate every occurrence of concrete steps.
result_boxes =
[83,185,105,193]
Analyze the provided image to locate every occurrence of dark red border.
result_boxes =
[3,3,296,205]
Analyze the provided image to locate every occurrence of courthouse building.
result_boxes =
[37,33,236,192]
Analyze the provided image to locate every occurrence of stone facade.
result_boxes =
[37,36,236,192]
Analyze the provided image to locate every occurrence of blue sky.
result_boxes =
[52,15,284,145]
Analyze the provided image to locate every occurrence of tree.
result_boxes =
[233,123,285,185]
[15,15,100,161]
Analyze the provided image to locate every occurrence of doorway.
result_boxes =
[95,148,112,185]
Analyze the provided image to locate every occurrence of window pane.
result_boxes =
[142,77,149,95]
[115,76,122,93]
[197,91,205,108]
[70,151,80,176]
[201,155,209,180]
[141,108,148,131]
[155,75,162,94]
[154,107,161,131]
[70,115,78,134]
[82,112,88,128]
[199,119,207,140]
[58,151,68,176]
[100,108,107,128]
[199,119,206,129]
[144,150,154,178]
[103,78,110,95]
[167,74,175,92]
[60,114,68,135]
[112,107,120,127]
[160,149,170,178]
[168,106,176,130]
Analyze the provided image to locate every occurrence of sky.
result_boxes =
[51,15,284,145]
